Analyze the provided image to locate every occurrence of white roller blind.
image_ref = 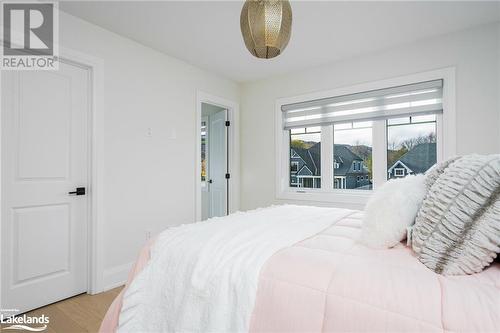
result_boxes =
[282,79,443,129]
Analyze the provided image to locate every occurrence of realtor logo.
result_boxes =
[1,2,58,70]
[1,309,49,331]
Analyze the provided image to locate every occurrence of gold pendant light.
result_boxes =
[240,0,292,59]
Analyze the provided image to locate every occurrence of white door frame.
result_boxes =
[195,91,239,221]
[0,46,105,296]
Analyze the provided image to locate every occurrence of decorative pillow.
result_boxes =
[424,156,461,189]
[412,154,500,275]
[360,174,427,249]
[411,156,461,252]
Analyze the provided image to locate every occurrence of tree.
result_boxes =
[290,139,307,149]
[365,155,373,179]
[388,140,399,151]
[387,132,436,167]
[387,148,408,168]
[400,132,436,150]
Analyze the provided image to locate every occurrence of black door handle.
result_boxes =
[68,187,86,195]
[208,179,213,184]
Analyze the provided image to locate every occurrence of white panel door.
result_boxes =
[1,61,90,314]
[208,110,227,218]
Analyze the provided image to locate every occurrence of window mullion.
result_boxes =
[321,125,333,190]
[436,113,444,162]
[372,120,387,189]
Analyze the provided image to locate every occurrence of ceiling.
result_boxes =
[60,1,500,83]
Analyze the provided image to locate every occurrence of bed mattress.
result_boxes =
[100,210,500,332]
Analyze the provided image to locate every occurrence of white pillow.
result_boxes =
[412,154,500,275]
[360,174,427,248]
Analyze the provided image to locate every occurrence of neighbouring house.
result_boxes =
[388,143,437,179]
[290,143,371,189]
[290,143,321,188]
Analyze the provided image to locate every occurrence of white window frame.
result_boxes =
[394,168,405,177]
[290,161,299,173]
[275,68,456,205]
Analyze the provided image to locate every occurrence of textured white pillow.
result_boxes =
[412,154,500,275]
[423,156,460,189]
[360,174,427,248]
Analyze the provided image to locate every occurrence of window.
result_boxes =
[387,115,437,179]
[277,71,454,203]
[333,121,373,190]
[394,168,405,177]
[289,127,321,188]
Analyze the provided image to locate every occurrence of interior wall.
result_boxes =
[498,23,500,151]
[58,12,240,290]
[240,22,500,211]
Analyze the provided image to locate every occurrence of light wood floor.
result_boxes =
[1,286,123,333]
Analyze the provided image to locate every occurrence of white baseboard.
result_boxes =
[101,261,133,292]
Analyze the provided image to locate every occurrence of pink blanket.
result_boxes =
[100,212,500,332]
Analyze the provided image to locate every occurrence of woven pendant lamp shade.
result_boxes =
[240,0,292,59]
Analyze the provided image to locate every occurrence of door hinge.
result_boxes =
[225,173,230,179]
[225,120,230,127]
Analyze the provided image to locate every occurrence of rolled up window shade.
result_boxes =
[282,79,443,129]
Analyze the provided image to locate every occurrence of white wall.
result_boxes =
[240,23,500,211]
[58,12,240,290]
[498,23,500,151]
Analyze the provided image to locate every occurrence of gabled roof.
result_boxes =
[291,147,319,176]
[391,143,436,174]
[292,143,366,177]
[297,165,313,176]
[334,144,364,175]
[308,143,321,175]
[388,160,413,175]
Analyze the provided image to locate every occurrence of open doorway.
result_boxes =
[201,103,228,219]
[195,92,239,222]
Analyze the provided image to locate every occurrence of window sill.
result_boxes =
[277,188,372,205]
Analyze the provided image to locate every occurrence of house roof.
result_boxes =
[309,142,321,175]
[333,144,364,175]
[393,143,437,174]
[291,143,365,177]
[292,147,319,176]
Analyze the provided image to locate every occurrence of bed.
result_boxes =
[100,205,500,333]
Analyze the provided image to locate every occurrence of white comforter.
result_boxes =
[118,205,352,332]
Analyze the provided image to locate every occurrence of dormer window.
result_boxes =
[394,168,405,177]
